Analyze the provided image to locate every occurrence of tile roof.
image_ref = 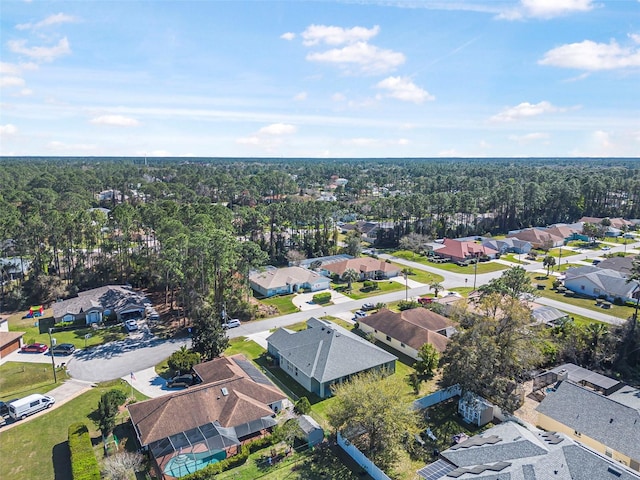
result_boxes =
[359,307,455,352]
[266,318,397,383]
[127,355,286,446]
[249,266,327,290]
[507,228,564,246]
[536,381,640,461]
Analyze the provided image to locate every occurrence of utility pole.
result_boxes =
[48,328,57,383]
[473,253,479,291]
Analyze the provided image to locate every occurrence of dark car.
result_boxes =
[51,343,76,356]
[361,303,375,311]
[166,374,197,389]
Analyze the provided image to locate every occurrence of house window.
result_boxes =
[386,335,391,342]
[581,285,585,291]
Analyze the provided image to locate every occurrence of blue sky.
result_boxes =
[1,0,639,158]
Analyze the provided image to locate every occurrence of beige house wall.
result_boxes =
[358,323,419,360]
[537,413,638,471]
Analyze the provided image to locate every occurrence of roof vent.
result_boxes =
[221,387,229,396]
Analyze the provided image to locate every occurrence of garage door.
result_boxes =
[0,338,21,358]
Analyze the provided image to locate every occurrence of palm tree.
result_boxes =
[429,281,444,298]
[543,255,556,276]
[342,268,360,292]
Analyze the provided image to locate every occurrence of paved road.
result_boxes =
[61,238,640,383]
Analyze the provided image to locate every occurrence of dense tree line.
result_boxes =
[1,157,639,318]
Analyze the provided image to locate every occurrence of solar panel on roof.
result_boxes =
[233,357,272,385]
[417,459,456,480]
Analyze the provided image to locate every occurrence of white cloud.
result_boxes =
[509,132,551,143]
[341,137,409,147]
[332,93,346,102]
[307,41,405,75]
[376,76,434,104]
[539,38,640,70]
[0,76,26,88]
[491,101,565,121]
[16,13,79,30]
[281,32,295,41]
[499,0,595,20]
[302,25,380,46]
[90,115,140,127]
[293,91,307,101]
[0,124,18,135]
[593,130,612,149]
[257,123,297,135]
[8,37,71,62]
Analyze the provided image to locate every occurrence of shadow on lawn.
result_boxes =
[52,441,72,480]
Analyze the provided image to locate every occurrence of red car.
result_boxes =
[21,343,49,353]
[418,297,434,305]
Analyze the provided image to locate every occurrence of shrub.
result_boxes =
[362,280,377,290]
[613,297,625,306]
[312,292,332,304]
[68,423,100,480]
[398,300,421,311]
[294,397,311,415]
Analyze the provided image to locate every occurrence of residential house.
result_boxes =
[537,379,640,472]
[545,224,588,242]
[458,391,495,427]
[417,421,640,480]
[249,266,330,298]
[563,266,637,302]
[266,318,397,398]
[434,238,499,263]
[321,257,400,281]
[296,254,354,269]
[358,307,456,359]
[0,331,25,358]
[0,257,30,281]
[52,285,149,324]
[128,355,287,479]
[579,217,634,230]
[507,228,564,249]
[481,237,532,255]
[597,256,635,276]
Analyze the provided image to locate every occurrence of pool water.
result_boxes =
[164,450,227,478]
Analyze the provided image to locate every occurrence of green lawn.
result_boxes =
[500,253,527,264]
[0,362,69,401]
[8,312,127,350]
[226,337,266,360]
[391,250,508,274]
[333,279,405,300]
[0,380,147,480]
[543,247,580,259]
[529,274,635,319]
[393,264,444,284]
[260,294,300,315]
[448,287,475,297]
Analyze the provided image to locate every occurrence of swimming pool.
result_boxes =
[163,450,227,478]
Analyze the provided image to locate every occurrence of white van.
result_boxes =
[8,394,55,420]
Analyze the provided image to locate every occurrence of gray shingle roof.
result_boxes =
[564,266,637,299]
[52,285,148,319]
[536,381,640,461]
[419,421,640,480]
[266,318,397,383]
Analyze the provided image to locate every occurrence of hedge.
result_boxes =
[68,423,100,480]
[182,435,276,479]
[312,292,332,304]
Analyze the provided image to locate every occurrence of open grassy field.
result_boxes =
[391,251,509,274]
[0,362,69,401]
[0,380,147,480]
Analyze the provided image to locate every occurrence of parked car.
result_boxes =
[222,319,241,329]
[8,394,55,420]
[353,310,367,320]
[361,302,375,311]
[418,297,434,305]
[50,343,76,356]
[166,374,198,389]
[21,343,49,353]
[0,400,12,417]
[125,319,139,332]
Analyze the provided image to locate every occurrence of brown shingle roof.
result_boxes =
[359,308,455,352]
[0,331,24,348]
[127,355,286,446]
[323,257,399,276]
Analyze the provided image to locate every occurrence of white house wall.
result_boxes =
[358,323,419,360]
